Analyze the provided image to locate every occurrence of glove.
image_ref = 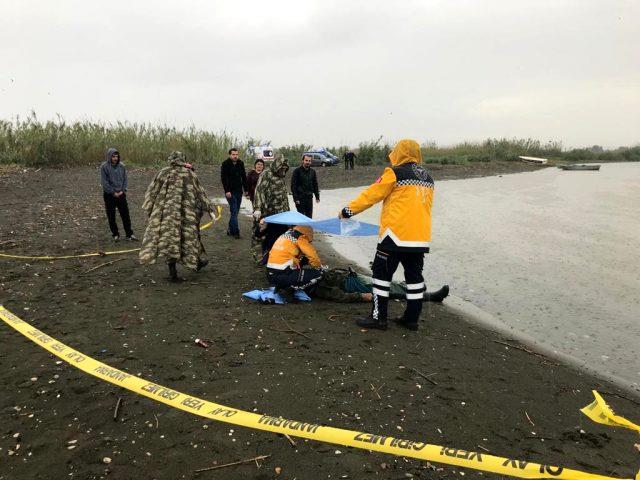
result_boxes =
[253,210,261,220]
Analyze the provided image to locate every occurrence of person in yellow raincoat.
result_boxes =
[339,139,434,331]
[266,225,323,294]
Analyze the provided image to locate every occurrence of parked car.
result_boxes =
[303,150,339,167]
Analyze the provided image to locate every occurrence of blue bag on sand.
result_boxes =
[242,287,311,304]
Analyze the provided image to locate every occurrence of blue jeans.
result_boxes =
[226,191,243,235]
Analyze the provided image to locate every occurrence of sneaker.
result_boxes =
[126,234,138,241]
[113,235,120,242]
[392,316,419,331]
[356,315,388,331]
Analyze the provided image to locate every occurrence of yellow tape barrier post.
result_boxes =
[0,205,222,261]
[0,306,635,480]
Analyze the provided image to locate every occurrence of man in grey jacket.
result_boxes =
[100,147,136,242]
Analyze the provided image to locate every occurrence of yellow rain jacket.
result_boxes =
[341,139,434,252]
[267,226,321,270]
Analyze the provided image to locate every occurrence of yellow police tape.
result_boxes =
[0,206,222,261]
[581,391,640,434]
[0,306,636,480]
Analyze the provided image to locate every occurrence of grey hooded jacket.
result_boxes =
[100,147,128,194]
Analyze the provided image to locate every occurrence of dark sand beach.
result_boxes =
[0,164,638,480]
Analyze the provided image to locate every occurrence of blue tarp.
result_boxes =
[263,211,313,225]
[263,212,378,237]
[243,287,311,304]
[310,218,379,237]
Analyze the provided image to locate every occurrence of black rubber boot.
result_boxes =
[196,259,209,272]
[356,315,388,331]
[424,285,449,303]
[168,261,182,282]
[393,316,419,331]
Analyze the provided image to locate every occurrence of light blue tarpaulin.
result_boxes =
[243,287,311,304]
[310,218,379,237]
[263,212,378,237]
[263,211,313,225]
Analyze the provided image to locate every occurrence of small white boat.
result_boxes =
[558,164,601,171]
[519,156,548,165]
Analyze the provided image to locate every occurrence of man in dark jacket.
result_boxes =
[290,154,320,218]
[220,148,248,239]
[100,147,136,242]
[343,151,356,170]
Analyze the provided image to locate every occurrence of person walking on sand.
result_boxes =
[139,151,216,282]
[338,139,434,331]
[100,147,137,242]
[291,154,320,218]
[253,155,290,264]
[220,148,248,239]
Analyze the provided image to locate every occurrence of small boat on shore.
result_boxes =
[519,156,548,165]
[558,164,601,171]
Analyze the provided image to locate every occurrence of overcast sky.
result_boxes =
[1,0,638,148]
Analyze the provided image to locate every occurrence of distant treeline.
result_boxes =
[1,114,638,167]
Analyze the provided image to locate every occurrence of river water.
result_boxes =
[313,163,640,393]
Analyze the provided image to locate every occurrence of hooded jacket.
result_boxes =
[100,147,128,194]
[252,156,290,218]
[341,139,434,252]
[267,226,321,271]
[139,151,214,270]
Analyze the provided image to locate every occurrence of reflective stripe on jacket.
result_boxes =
[342,139,434,253]
[267,229,321,270]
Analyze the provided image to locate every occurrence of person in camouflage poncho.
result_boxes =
[139,151,215,281]
[252,155,290,218]
[252,155,291,263]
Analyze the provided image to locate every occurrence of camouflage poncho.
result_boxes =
[252,156,290,218]
[139,151,214,270]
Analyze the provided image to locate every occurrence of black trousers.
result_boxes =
[261,223,289,261]
[267,267,323,290]
[370,247,425,323]
[103,192,133,237]
[295,195,314,218]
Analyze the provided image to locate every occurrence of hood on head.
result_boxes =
[294,225,314,242]
[270,155,289,177]
[106,147,120,165]
[389,139,422,167]
[168,151,188,167]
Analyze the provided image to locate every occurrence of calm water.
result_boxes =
[314,163,640,392]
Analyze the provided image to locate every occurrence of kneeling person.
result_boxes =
[267,226,323,292]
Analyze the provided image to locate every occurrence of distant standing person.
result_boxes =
[343,151,356,170]
[246,159,265,205]
[290,154,320,218]
[339,139,434,331]
[100,147,137,242]
[220,148,247,239]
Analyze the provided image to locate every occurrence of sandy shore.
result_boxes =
[0,164,638,480]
